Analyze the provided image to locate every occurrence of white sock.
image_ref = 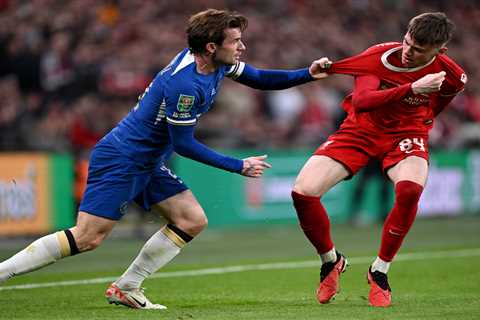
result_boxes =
[371,256,390,274]
[320,248,337,264]
[115,226,186,290]
[0,232,70,283]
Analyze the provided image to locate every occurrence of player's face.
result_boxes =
[401,33,445,68]
[214,28,246,65]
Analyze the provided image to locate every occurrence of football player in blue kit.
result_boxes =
[0,9,331,309]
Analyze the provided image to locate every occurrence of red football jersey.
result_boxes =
[329,42,467,134]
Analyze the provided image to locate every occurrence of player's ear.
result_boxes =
[205,42,217,55]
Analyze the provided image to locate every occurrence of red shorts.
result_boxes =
[314,125,429,177]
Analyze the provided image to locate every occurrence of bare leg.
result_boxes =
[0,211,116,284]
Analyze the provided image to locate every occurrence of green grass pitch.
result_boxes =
[1,216,479,319]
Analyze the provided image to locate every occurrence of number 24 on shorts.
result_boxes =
[398,138,425,154]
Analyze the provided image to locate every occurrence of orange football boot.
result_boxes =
[316,251,348,304]
[367,267,392,307]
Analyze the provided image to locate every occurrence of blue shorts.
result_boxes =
[79,140,188,220]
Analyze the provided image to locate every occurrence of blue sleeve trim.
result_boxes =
[168,124,243,173]
[233,64,314,90]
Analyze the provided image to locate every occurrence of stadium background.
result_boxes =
[1,0,479,234]
[0,1,480,319]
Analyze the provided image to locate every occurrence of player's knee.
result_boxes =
[74,230,108,252]
[175,211,208,236]
[292,180,322,197]
[194,215,208,233]
[87,234,107,251]
[192,214,208,234]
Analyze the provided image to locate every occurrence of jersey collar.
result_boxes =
[381,47,436,73]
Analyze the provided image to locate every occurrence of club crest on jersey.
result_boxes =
[177,94,195,112]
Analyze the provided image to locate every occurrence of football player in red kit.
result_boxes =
[292,12,466,307]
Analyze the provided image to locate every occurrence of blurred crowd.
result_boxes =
[1,0,480,157]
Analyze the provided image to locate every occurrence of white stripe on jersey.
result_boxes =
[166,117,197,125]
[226,61,245,79]
[172,51,195,76]
[154,99,167,125]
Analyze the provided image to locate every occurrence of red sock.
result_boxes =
[379,180,423,262]
[291,191,333,254]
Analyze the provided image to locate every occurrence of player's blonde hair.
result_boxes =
[186,9,248,54]
[407,12,455,47]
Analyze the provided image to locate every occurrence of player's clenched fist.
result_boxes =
[309,57,332,79]
[241,155,272,178]
[411,71,446,95]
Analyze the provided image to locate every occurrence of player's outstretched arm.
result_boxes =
[227,57,331,90]
[169,124,244,173]
[241,155,272,178]
[169,124,272,177]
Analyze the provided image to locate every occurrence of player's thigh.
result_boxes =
[386,156,429,186]
[297,129,374,196]
[383,135,429,186]
[152,189,204,222]
[140,164,206,233]
[293,155,350,197]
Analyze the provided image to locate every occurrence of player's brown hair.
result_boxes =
[407,12,455,46]
[186,9,248,54]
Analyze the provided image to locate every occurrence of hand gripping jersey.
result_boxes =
[328,42,467,134]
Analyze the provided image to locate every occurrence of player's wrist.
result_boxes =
[306,67,317,81]
[411,82,420,95]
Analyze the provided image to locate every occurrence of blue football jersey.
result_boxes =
[105,48,241,165]
[101,47,312,168]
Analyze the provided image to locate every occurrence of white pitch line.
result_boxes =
[1,248,480,291]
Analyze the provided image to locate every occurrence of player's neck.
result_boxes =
[392,50,405,67]
[194,54,217,74]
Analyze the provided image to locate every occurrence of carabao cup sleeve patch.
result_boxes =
[177,94,195,112]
